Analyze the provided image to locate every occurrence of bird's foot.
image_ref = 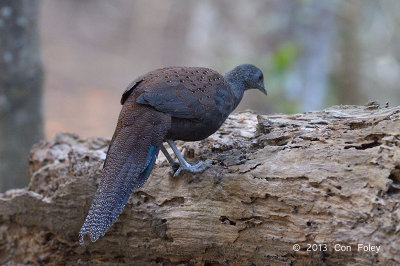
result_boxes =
[169,162,181,175]
[173,160,211,177]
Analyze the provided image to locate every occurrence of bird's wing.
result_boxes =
[121,66,183,105]
[136,84,205,119]
[133,67,229,120]
[120,78,143,105]
[79,105,170,244]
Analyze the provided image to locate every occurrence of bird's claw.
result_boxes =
[169,162,181,175]
[173,160,211,177]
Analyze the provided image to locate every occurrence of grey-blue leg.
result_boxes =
[161,144,176,165]
[166,140,210,177]
[161,144,180,174]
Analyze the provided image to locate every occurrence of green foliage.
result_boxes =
[271,42,299,73]
[263,41,302,114]
[325,74,340,107]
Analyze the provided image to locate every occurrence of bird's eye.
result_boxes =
[258,75,263,82]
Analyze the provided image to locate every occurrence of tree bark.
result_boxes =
[1,105,400,265]
[0,0,44,192]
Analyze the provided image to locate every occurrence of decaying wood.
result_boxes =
[1,104,400,265]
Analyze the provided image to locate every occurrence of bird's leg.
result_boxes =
[160,144,180,174]
[167,140,210,177]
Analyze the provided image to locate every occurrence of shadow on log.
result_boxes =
[1,104,400,265]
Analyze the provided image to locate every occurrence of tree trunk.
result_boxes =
[0,0,43,192]
[336,1,363,105]
[285,0,340,112]
[1,105,400,265]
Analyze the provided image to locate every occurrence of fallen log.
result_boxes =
[1,104,400,265]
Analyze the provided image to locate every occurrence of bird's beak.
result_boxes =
[259,83,267,96]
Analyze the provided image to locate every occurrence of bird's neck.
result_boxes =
[224,71,245,107]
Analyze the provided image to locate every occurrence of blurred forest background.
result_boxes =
[1,0,400,191]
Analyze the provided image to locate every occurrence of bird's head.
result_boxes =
[233,64,267,95]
